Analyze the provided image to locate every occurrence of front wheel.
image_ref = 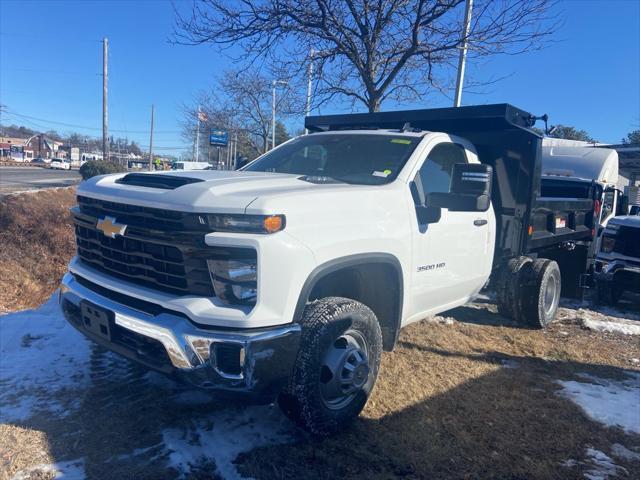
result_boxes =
[278,297,382,435]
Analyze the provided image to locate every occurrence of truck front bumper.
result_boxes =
[59,272,301,397]
[594,258,640,292]
[595,258,640,281]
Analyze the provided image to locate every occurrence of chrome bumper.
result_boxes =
[595,259,640,280]
[59,272,301,394]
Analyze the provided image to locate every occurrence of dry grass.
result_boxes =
[236,302,640,480]
[0,425,52,480]
[0,188,76,313]
[1,299,639,480]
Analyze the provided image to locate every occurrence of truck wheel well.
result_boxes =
[302,260,402,351]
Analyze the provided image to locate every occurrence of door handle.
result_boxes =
[473,219,488,227]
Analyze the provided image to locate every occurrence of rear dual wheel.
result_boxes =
[521,259,562,328]
[497,257,562,328]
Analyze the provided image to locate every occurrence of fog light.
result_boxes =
[210,343,245,377]
[207,254,257,305]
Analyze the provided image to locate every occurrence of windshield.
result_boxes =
[244,133,421,185]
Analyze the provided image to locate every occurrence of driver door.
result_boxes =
[408,138,493,318]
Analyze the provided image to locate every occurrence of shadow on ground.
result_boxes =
[1,296,639,479]
[1,343,294,480]
[236,351,640,480]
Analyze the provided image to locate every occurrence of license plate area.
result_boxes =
[80,301,113,341]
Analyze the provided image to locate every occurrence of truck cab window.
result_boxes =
[416,142,468,200]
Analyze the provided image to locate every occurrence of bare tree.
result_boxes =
[183,69,301,159]
[174,0,559,112]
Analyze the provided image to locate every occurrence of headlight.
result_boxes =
[207,214,285,234]
[601,236,616,253]
[207,249,257,305]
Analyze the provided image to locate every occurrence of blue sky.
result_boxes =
[1,0,638,156]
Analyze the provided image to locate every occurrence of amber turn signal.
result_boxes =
[263,215,284,233]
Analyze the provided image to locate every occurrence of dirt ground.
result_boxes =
[1,188,639,479]
[237,299,640,479]
[1,297,639,480]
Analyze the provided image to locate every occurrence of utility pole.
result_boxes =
[233,131,238,170]
[305,49,315,134]
[195,106,201,162]
[102,37,109,161]
[453,0,473,107]
[272,81,276,150]
[148,104,155,171]
[271,80,287,149]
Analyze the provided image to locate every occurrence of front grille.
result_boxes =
[77,195,206,232]
[74,196,214,296]
[613,226,640,258]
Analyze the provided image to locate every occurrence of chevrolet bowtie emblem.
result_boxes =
[96,216,127,239]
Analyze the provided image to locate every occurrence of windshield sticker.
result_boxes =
[372,170,391,178]
[390,138,412,144]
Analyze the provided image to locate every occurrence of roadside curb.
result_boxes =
[0,162,46,168]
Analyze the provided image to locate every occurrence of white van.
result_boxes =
[173,161,210,171]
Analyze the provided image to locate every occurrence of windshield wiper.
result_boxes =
[298,175,352,184]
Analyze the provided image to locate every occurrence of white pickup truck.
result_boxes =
[60,104,600,434]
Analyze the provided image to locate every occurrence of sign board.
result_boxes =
[10,145,24,162]
[209,129,228,147]
[70,147,80,162]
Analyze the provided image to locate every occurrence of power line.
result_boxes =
[3,110,182,134]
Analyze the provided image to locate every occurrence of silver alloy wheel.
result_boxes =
[544,272,559,316]
[319,330,370,410]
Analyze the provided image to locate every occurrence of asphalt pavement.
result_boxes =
[0,166,81,195]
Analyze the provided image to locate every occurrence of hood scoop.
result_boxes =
[115,173,205,190]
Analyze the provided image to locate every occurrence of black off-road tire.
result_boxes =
[277,297,382,436]
[520,259,562,328]
[496,256,533,321]
[595,280,621,306]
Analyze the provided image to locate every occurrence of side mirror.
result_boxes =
[416,205,442,224]
[428,163,493,212]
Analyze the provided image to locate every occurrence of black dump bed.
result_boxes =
[306,104,597,268]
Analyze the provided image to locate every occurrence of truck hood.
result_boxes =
[77,170,364,213]
[607,215,640,229]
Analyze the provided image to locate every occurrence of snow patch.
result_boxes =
[425,315,454,325]
[560,299,640,320]
[581,316,640,336]
[162,404,291,479]
[10,458,85,480]
[610,443,640,462]
[557,373,640,434]
[0,293,91,422]
[583,448,627,480]
[500,359,520,369]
